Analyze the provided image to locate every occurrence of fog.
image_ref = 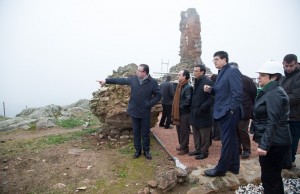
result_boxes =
[1,0,299,117]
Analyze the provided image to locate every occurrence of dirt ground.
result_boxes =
[0,127,191,194]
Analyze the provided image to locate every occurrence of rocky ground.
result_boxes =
[151,124,300,194]
[1,99,299,194]
[0,127,193,194]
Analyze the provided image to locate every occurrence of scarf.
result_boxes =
[171,79,189,125]
[256,81,274,100]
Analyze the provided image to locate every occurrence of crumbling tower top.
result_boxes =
[179,8,202,66]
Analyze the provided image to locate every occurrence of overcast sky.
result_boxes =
[1,0,300,117]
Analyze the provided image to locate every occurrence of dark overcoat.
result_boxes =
[106,75,161,118]
[190,75,214,128]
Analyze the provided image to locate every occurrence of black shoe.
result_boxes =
[241,151,251,159]
[204,169,225,177]
[159,124,165,127]
[188,150,201,156]
[228,168,239,175]
[133,151,141,159]
[144,151,152,160]
[195,152,208,160]
[164,126,173,129]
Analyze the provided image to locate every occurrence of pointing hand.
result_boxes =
[96,80,106,87]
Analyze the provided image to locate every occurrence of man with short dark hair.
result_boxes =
[97,64,161,160]
[203,51,243,177]
[159,75,174,129]
[189,65,214,160]
[172,70,193,155]
[281,54,300,168]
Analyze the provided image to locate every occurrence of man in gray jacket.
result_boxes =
[159,75,174,129]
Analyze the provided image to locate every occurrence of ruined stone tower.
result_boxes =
[179,8,202,66]
[169,8,211,76]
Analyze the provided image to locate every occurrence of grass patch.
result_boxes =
[1,128,97,158]
[90,136,163,193]
[119,142,134,155]
[56,118,85,128]
[0,115,10,121]
[43,128,98,145]
[91,157,157,194]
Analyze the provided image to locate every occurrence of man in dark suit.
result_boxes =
[97,64,161,160]
[159,75,174,129]
[203,51,243,176]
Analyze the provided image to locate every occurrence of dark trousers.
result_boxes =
[215,110,240,172]
[131,117,151,153]
[289,121,300,162]
[159,104,172,127]
[176,113,190,151]
[259,145,289,194]
[192,126,211,153]
[212,120,221,140]
[237,119,251,152]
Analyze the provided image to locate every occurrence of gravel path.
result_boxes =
[151,124,259,168]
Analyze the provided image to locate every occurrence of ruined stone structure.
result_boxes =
[169,8,211,77]
[179,8,202,66]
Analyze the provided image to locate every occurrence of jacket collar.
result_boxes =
[215,63,230,84]
[284,67,300,77]
[256,81,279,100]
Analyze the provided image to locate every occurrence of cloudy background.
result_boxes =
[1,0,299,117]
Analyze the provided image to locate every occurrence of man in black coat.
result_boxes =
[281,54,300,168]
[97,64,161,160]
[189,65,214,159]
[159,75,174,129]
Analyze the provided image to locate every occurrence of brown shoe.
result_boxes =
[177,150,188,155]
[188,150,201,156]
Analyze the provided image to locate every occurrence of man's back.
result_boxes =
[241,74,257,120]
[160,81,174,105]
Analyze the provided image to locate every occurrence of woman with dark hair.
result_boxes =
[251,60,291,194]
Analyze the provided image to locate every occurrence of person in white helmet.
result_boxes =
[251,60,291,194]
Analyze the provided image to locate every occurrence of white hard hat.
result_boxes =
[256,59,284,75]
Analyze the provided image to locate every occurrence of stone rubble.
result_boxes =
[235,178,300,194]
[186,156,300,194]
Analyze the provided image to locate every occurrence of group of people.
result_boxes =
[97,52,299,194]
